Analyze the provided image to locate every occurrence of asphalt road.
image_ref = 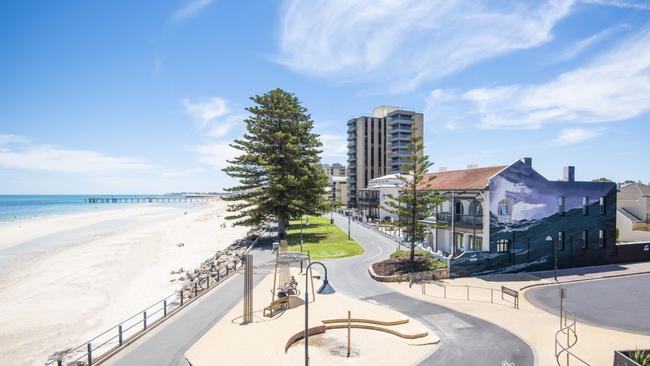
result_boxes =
[526,273,650,335]
[103,216,534,366]
[327,214,534,366]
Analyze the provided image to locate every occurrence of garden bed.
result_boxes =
[369,251,449,282]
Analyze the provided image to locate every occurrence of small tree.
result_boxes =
[222,88,328,238]
[383,130,443,269]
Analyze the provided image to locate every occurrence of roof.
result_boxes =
[620,182,650,200]
[331,176,347,183]
[618,207,643,222]
[418,165,507,191]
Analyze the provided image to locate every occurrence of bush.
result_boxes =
[628,349,650,366]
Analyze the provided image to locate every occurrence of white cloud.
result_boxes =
[552,127,604,145]
[182,97,229,129]
[170,0,214,22]
[0,135,153,174]
[207,114,246,138]
[319,133,347,157]
[193,141,239,170]
[582,0,650,10]
[554,23,629,62]
[428,27,650,129]
[277,0,573,91]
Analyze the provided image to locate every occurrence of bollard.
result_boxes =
[57,359,63,366]
[163,300,167,317]
[180,290,184,306]
[491,289,494,304]
[217,270,220,282]
[194,282,198,297]
[143,311,147,330]
[87,343,92,366]
[206,276,210,288]
[118,325,123,346]
[444,285,447,299]
[421,283,425,295]
[466,285,469,300]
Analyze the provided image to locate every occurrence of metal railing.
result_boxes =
[46,226,269,366]
[419,282,519,309]
[555,310,590,366]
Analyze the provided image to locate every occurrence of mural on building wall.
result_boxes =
[451,160,617,277]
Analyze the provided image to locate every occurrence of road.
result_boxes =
[104,215,534,366]
[526,273,650,335]
[327,214,534,366]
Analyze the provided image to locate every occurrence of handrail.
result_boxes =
[46,224,269,366]
[554,310,590,366]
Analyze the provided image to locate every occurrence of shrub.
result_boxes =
[628,349,650,366]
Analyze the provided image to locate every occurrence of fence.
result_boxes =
[555,310,590,366]
[47,226,269,366]
[419,281,520,309]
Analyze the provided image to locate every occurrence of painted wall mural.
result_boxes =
[451,160,618,277]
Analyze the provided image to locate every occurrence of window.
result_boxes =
[469,235,483,251]
[498,199,511,216]
[582,196,589,215]
[496,239,510,253]
[582,230,589,249]
[558,196,565,216]
[599,229,606,248]
[454,232,464,251]
[599,197,606,215]
[558,231,565,251]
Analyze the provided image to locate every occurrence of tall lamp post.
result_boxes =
[545,235,558,281]
[347,213,351,239]
[304,262,335,366]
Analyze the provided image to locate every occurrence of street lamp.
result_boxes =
[347,213,351,239]
[304,261,335,366]
[545,235,558,281]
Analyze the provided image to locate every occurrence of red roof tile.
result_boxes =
[418,166,507,191]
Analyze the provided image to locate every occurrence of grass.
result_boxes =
[287,216,364,259]
[389,249,448,270]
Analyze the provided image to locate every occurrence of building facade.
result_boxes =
[357,174,406,221]
[419,158,619,276]
[617,182,650,242]
[321,163,348,206]
[346,106,423,208]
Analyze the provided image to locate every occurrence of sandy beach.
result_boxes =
[0,199,248,366]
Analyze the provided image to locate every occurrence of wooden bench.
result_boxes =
[263,297,289,317]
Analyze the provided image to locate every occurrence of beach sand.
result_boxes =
[0,200,247,366]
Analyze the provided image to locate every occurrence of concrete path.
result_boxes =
[103,242,276,366]
[327,214,534,366]
[526,273,650,336]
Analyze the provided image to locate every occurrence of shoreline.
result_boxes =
[0,200,249,366]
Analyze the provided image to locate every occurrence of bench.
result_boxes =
[263,296,289,317]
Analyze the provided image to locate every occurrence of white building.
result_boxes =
[617,182,650,242]
[357,173,408,221]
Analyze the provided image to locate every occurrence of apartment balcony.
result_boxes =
[435,213,483,228]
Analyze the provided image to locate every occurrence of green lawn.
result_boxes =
[287,216,364,259]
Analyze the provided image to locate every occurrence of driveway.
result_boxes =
[526,274,650,335]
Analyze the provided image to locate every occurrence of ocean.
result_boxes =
[0,195,189,222]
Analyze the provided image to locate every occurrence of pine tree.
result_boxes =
[222,88,328,238]
[383,130,443,268]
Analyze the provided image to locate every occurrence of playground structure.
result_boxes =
[266,240,313,317]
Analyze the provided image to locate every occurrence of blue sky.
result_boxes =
[1,0,649,194]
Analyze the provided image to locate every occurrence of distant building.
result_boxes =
[346,106,423,208]
[321,163,347,206]
[357,174,407,221]
[331,176,348,207]
[418,158,620,276]
[617,182,650,242]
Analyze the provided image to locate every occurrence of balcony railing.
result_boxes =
[436,213,483,227]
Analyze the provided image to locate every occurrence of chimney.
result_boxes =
[563,166,575,182]
[439,167,447,172]
[467,164,479,169]
[523,157,532,167]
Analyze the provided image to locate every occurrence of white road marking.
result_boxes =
[364,246,384,262]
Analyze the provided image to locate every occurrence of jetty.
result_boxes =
[85,196,221,204]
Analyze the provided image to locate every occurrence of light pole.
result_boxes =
[347,213,351,240]
[545,235,558,281]
[300,215,304,252]
[304,262,335,366]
